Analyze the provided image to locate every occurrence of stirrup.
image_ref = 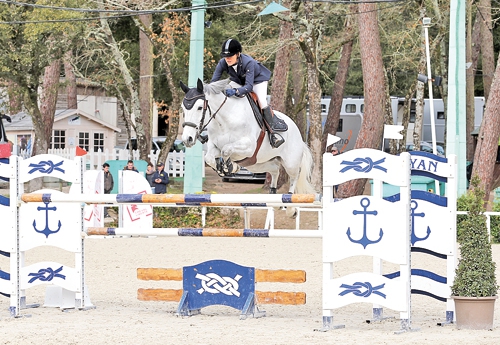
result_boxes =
[269,133,284,149]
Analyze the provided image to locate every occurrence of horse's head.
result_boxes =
[180,79,206,148]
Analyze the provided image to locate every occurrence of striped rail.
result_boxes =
[86,227,323,238]
[21,193,321,206]
[137,268,306,306]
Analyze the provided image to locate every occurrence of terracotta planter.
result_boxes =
[452,295,498,330]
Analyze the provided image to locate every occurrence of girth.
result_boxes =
[233,93,266,167]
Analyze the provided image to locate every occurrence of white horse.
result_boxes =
[180,78,315,196]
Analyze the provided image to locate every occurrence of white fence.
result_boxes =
[45,148,190,177]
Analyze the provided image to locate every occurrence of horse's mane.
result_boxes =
[204,79,231,95]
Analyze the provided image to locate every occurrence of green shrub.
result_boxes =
[153,206,241,228]
[489,201,500,243]
[451,175,499,297]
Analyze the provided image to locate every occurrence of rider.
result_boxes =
[210,38,287,148]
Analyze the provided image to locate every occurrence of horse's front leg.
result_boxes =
[204,141,221,172]
[219,138,255,174]
[220,138,254,161]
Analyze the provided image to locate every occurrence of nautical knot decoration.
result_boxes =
[195,272,242,297]
[339,157,387,173]
[28,160,65,175]
[339,281,386,299]
[28,266,65,284]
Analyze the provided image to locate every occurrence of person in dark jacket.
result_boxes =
[211,38,287,148]
[145,162,155,187]
[102,162,114,217]
[152,162,169,194]
[123,160,139,173]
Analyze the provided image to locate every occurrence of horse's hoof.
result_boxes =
[270,187,277,194]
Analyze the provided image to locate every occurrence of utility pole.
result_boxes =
[446,0,467,195]
[183,0,205,194]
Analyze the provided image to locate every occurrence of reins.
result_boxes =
[183,94,228,139]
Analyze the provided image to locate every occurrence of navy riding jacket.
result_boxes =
[211,54,271,96]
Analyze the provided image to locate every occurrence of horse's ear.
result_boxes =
[180,81,190,94]
[197,79,204,93]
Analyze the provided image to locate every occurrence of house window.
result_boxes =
[94,132,104,152]
[79,132,90,152]
[52,130,66,149]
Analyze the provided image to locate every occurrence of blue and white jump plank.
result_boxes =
[86,227,323,238]
[321,149,412,332]
[22,193,321,206]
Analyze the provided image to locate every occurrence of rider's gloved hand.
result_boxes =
[224,88,237,97]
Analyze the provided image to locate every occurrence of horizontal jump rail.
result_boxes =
[21,193,321,205]
[86,227,323,238]
[137,289,306,305]
[137,267,306,305]
[137,268,306,283]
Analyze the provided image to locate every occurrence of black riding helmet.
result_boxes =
[220,38,242,58]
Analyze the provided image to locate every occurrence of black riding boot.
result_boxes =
[262,106,288,132]
[262,106,286,149]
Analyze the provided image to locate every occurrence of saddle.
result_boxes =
[232,94,266,167]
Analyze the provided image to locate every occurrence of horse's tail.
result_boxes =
[295,143,317,194]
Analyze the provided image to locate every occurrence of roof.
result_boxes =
[3,109,121,132]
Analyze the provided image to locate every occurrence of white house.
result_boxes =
[4,108,120,155]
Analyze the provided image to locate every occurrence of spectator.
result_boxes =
[102,162,114,218]
[152,162,169,194]
[123,160,138,173]
[146,162,155,187]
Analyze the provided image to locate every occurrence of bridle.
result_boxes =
[182,91,228,141]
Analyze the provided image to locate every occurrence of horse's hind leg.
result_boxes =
[269,170,279,194]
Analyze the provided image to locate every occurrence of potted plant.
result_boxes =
[452,175,499,330]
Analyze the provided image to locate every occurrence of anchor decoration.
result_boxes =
[28,159,65,175]
[347,197,383,248]
[195,272,242,297]
[32,201,62,238]
[339,281,386,299]
[28,266,65,284]
[339,157,387,174]
[410,200,431,245]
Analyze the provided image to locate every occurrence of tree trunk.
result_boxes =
[139,14,153,159]
[39,60,61,152]
[156,54,182,166]
[480,0,494,101]
[471,52,500,196]
[338,3,386,197]
[268,16,293,191]
[290,48,307,140]
[321,10,355,153]
[295,1,323,191]
[413,8,427,149]
[270,19,292,113]
[64,51,78,109]
[466,0,475,162]
[7,81,22,114]
[99,12,144,158]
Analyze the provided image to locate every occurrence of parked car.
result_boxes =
[122,136,166,153]
[222,167,266,183]
[406,141,445,157]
